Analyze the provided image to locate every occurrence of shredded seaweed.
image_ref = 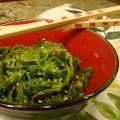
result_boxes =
[0,40,93,105]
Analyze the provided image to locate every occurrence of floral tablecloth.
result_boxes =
[37,4,120,120]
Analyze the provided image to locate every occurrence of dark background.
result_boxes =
[0,0,120,3]
[0,0,22,2]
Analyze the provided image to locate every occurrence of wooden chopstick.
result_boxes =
[1,19,120,30]
[0,5,120,39]
[55,19,120,29]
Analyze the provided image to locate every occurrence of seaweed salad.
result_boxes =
[0,40,93,105]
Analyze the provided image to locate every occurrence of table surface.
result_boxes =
[0,0,120,24]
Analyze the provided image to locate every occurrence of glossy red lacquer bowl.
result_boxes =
[0,20,119,120]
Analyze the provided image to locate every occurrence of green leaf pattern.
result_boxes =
[70,111,98,120]
[94,100,120,120]
[107,93,120,110]
[106,32,120,40]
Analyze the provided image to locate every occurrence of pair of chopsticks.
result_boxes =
[0,5,120,39]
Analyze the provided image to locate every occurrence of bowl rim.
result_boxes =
[0,20,119,110]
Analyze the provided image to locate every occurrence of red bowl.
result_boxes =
[0,20,119,120]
